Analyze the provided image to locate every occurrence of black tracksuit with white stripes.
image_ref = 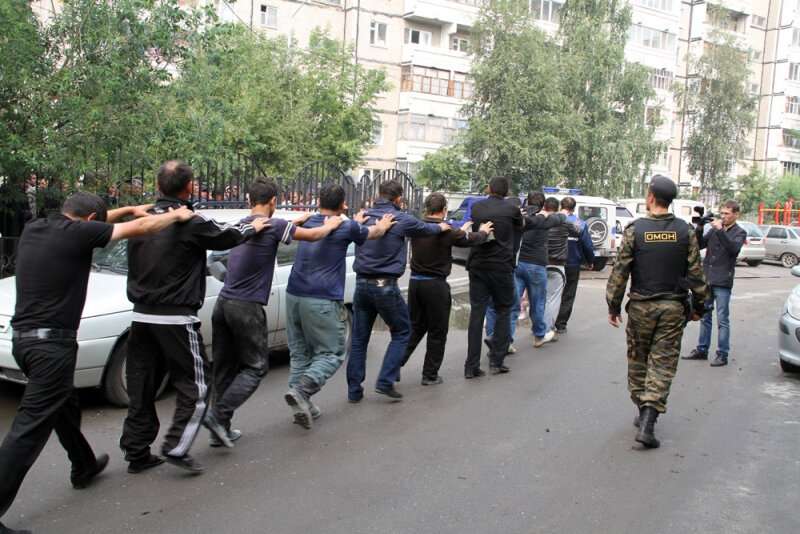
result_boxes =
[120,197,256,462]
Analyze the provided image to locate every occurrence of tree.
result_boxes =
[416,146,473,192]
[736,165,772,214]
[675,16,757,199]
[462,0,662,196]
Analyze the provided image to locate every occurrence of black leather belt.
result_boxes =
[357,277,398,287]
[12,328,77,340]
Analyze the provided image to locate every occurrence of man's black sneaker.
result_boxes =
[0,521,31,534]
[489,364,510,374]
[464,368,486,379]
[682,349,708,360]
[348,395,362,403]
[164,453,205,473]
[483,338,494,352]
[127,454,164,474]
[421,375,444,385]
[203,413,234,448]
[375,386,403,400]
[72,453,109,489]
[555,326,567,334]
[710,353,728,367]
[210,429,242,448]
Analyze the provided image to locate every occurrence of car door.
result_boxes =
[270,240,299,346]
[764,227,789,259]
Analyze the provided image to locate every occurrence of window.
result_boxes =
[630,0,673,11]
[451,72,473,99]
[645,106,662,126]
[627,25,677,52]
[404,28,432,46]
[370,21,387,47]
[784,129,800,148]
[793,28,800,47]
[783,161,800,175]
[790,63,800,82]
[750,49,762,61]
[443,119,469,143]
[370,121,383,146]
[451,37,469,52]
[768,227,788,238]
[531,1,563,23]
[650,68,673,90]
[401,65,473,98]
[260,5,277,27]
[787,96,800,114]
[707,7,745,33]
[398,114,465,143]
[753,15,766,28]
[750,83,760,93]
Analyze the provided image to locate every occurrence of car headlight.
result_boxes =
[785,288,800,320]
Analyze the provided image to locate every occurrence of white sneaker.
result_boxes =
[534,330,555,347]
[507,344,517,355]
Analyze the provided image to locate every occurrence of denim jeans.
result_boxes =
[346,281,410,399]
[286,293,348,390]
[697,285,732,357]
[485,282,521,342]
[515,262,549,338]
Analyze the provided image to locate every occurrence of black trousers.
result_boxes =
[120,321,211,461]
[209,297,269,428]
[401,278,452,379]
[0,338,98,518]
[556,266,581,330]
[465,267,516,371]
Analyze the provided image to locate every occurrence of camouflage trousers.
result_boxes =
[625,299,685,414]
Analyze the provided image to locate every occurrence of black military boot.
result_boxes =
[635,407,660,448]
[285,376,321,430]
[633,406,643,428]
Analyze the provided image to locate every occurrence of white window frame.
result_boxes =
[753,15,766,28]
[404,28,432,47]
[451,37,469,52]
[370,20,388,48]
[627,25,677,52]
[793,28,800,47]
[370,121,383,146]
[790,63,800,82]
[260,5,277,28]
[787,96,800,114]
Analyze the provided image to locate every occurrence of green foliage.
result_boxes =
[416,146,473,192]
[674,22,757,197]
[462,0,661,196]
[736,165,772,214]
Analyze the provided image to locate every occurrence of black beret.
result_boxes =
[649,174,677,203]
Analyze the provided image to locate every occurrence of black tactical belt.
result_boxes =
[12,328,77,340]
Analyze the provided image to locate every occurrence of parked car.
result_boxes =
[778,265,800,373]
[0,209,356,406]
[758,225,800,267]
[615,205,636,234]
[448,190,618,270]
[735,222,766,267]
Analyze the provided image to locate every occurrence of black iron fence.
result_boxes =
[0,154,424,279]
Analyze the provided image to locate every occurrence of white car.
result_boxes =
[778,265,800,373]
[0,209,356,406]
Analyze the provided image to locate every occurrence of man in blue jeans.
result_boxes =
[682,200,746,367]
[346,180,448,401]
[284,184,394,427]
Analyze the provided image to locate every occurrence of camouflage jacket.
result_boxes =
[606,212,708,315]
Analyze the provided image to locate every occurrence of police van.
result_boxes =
[447,188,618,270]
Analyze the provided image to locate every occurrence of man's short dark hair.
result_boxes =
[646,187,670,209]
[319,184,346,211]
[722,200,740,214]
[561,197,576,212]
[425,192,447,216]
[378,180,403,201]
[157,160,194,197]
[489,176,510,197]
[248,178,278,206]
[527,190,545,207]
[544,197,560,212]
[506,196,522,208]
[63,192,109,222]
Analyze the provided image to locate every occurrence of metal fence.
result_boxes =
[0,155,424,278]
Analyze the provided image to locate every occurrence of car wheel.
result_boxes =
[591,257,608,271]
[781,253,798,268]
[745,260,762,267]
[585,217,608,248]
[102,335,170,407]
[780,357,800,374]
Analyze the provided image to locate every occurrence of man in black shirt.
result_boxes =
[401,193,491,384]
[0,192,194,534]
[464,176,524,377]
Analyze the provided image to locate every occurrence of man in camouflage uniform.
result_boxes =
[606,175,708,449]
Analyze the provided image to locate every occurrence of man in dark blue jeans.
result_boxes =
[346,180,448,402]
[682,200,745,367]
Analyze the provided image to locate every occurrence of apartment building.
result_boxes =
[28,0,800,193]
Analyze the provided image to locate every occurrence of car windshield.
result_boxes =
[91,240,128,273]
[739,222,763,238]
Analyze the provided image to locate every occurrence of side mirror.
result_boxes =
[207,261,227,282]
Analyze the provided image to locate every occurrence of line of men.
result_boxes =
[0,162,740,533]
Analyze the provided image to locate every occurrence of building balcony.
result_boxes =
[401,44,470,71]
[403,0,479,27]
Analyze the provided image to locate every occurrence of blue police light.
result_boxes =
[542,187,582,195]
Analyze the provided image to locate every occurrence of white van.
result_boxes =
[618,198,706,226]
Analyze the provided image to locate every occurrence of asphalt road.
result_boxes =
[0,262,798,533]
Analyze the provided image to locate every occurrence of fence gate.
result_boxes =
[192,153,268,209]
[277,161,357,215]
[358,169,423,217]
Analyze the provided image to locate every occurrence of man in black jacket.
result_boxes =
[119,161,270,474]
[544,197,583,334]
[682,200,746,367]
